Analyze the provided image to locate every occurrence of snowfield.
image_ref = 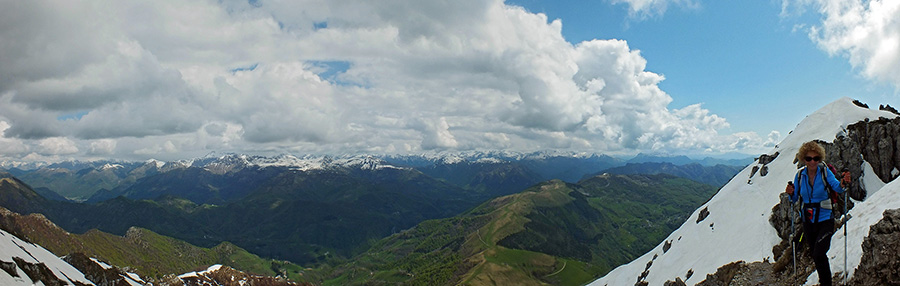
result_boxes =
[0,229,94,286]
[590,98,900,286]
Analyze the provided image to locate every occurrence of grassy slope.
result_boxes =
[459,181,603,286]
[317,175,717,286]
[318,180,601,286]
[510,174,717,267]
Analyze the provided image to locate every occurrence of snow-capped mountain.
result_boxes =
[0,161,48,171]
[159,153,403,174]
[384,149,611,165]
[144,151,617,175]
[589,97,900,285]
[0,228,94,286]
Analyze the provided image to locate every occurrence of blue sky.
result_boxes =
[510,0,896,143]
[0,0,898,163]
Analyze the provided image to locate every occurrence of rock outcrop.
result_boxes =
[807,116,900,201]
[849,208,900,286]
[696,207,710,223]
[10,256,83,286]
[64,253,142,286]
[750,152,779,179]
[157,265,309,286]
[846,117,900,185]
[880,104,899,115]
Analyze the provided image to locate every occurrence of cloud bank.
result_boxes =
[0,0,771,162]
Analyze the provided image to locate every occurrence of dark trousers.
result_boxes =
[803,218,834,286]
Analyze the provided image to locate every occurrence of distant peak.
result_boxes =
[99,163,124,170]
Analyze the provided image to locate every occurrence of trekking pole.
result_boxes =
[841,171,850,282]
[843,185,849,281]
[791,200,796,276]
[789,181,796,276]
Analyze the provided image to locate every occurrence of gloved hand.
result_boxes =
[785,181,794,195]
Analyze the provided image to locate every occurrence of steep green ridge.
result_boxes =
[0,205,301,280]
[317,174,717,285]
[501,174,718,272]
[0,177,304,280]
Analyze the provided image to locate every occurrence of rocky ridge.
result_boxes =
[0,228,94,286]
[734,103,900,285]
[156,265,310,286]
[848,208,900,286]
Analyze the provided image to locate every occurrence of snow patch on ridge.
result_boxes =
[90,257,113,270]
[0,229,94,285]
[861,161,885,197]
[178,264,224,279]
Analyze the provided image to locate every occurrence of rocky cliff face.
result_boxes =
[848,209,900,286]
[8,256,90,286]
[63,253,143,286]
[845,116,900,183]
[812,115,900,201]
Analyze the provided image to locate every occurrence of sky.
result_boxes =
[0,0,898,164]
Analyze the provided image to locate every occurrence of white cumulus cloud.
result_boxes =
[89,139,117,155]
[0,0,768,162]
[0,121,29,156]
[37,137,78,155]
[786,0,900,88]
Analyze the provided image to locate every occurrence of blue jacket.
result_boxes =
[790,164,844,223]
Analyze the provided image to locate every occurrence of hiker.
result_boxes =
[784,141,848,286]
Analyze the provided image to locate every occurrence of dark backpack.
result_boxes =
[822,163,845,217]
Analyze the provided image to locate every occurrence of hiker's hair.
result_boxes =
[796,141,826,162]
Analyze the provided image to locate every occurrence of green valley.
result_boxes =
[0,177,302,280]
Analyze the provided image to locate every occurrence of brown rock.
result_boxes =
[849,209,900,286]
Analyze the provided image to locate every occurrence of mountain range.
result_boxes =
[5,151,751,202]
[0,148,748,285]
